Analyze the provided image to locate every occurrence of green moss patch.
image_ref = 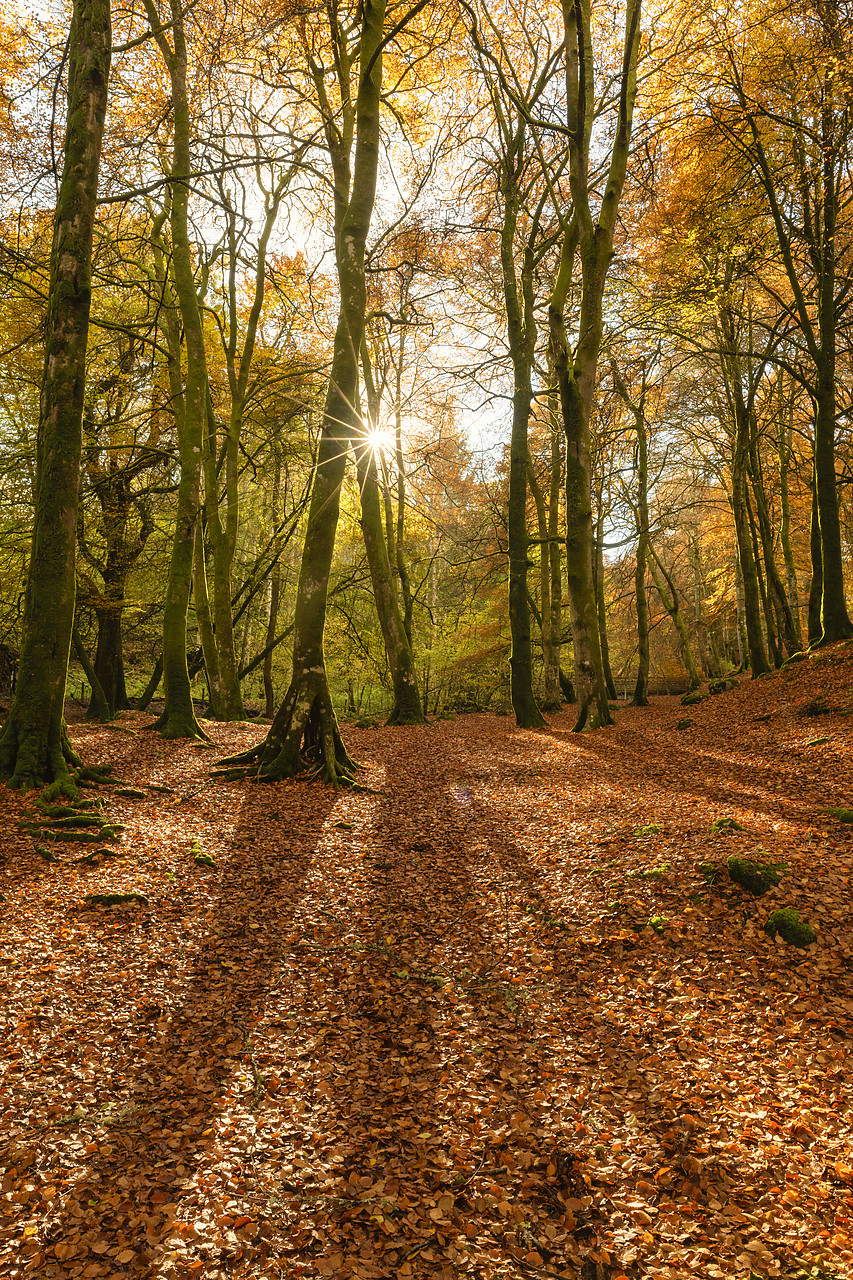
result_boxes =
[634,823,662,837]
[823,807,853,822]
[764,909,816,947]
[727,855,785,895]
[676,718,692,730]
[680,691,706,707]
[190,837,216,869]
[711,816,743,832]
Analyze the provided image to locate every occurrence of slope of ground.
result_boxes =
[1,645,852,1280]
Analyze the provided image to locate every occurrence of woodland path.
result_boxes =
[1,649,853,1280]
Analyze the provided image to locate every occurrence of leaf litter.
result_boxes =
[1,647,853,1279]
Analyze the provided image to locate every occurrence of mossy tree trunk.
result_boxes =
[217,0,388,783]
[746,402,799,656]
[142,0,210,739]
[77,437,153,718]
[0,0,111,792]
[549,0,640,731]
[527,454,561,712]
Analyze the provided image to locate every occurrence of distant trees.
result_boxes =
[3,0,853,790]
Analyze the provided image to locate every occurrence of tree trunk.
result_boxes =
[216,0,387,783]
[632,428,650,706]
[74,626,111,723]
[610,359,650,705]
[528,455,561,711]
[193,518,223,716]
[359,348,423,724]
[548,0,640,731]
[143,0,210,740]
[354,431,424,725]
[593,507,618,701]
[778,410,802,648]
[0,0,111,793]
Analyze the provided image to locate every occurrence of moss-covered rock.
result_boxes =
[190,837,216,868]
[708,677,737,695]
[764,909,816,947]
[823,807,853,822]
[680,691,706,707]
[676,718,692,730]
[727,855,784,895]
[711,816,743,832]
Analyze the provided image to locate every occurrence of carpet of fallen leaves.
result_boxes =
[2,647,853,1280]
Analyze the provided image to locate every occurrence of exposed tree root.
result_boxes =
[214,673,359,786]
[571,690,615,734]
[0,714,112,797]
[385,705,426,727]
[146,708,211,742]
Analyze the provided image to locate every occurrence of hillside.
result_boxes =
[1,646,852,1280]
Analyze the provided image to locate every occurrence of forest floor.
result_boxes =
[1,647,853,1280]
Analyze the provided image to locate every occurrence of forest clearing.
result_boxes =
[1,647,852,1280]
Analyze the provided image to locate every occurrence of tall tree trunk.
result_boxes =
[778,408,802,648]
[0,0,111,792]
[730,442,769,675]
[355,437,424,724]
[528,456,561,711]
[549,0,640,731]
[734,550,748,671]
[746,487,781,666]
[394,330,415,648]
[547,384,563,706]
[747,419,798,655]
[143,0,209,739]
[610,359,650,705]
[193,518,223,715]
[216,0,387,783]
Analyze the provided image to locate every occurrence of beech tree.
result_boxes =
[219,0,393,782]
[549,0,641,731]
[0,0,111,790]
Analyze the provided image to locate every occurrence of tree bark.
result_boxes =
[549,0,640,731]
[0,0,111,793]
[216,0,387,783]
[143,0,211,739]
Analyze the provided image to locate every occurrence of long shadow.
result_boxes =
[557,707,853,832]
[256,720,663,1277]
[282,716,848,1278]
[30,762,341,1279]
